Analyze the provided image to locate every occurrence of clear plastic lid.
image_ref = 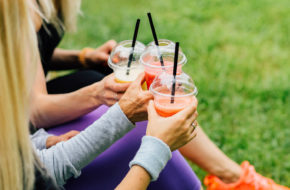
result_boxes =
[147,39,175,48]
[150,72,198,97]
[146,39,183,52]
[140,45,187,68]
[108,40,146,70]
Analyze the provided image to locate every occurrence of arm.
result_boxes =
[30,61,101,127]
[115,165,151,190]
[48,40,116,70]
[178,126,241,183]
[35,103,135,186]
[30,129,79,150]
[30,61,129,128]
[48,48,82,70]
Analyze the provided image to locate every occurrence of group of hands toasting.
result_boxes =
[45,12,199,152]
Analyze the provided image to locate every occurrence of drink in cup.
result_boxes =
[108,40,145,84]
[147,39,176,50]
[140,46,187,88]
[150,72,198,117]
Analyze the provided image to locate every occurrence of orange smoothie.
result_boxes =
[154,97,192,117]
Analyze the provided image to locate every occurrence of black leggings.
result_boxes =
[47,69,112,94]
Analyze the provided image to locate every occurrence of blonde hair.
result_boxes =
[37,0,82,32]
[0,0,38,189]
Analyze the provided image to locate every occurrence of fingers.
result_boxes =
[147,100,158,120]
[142,90,154,101]
[185,111,198,127]
[189,120,198,134]
[103,91,124,106]
[97,40,117,52]
[188,129,198,141]
[61,130,80,141]
[66,130,80,137]
[175,96,198,119]
[130,72,145,88]
[106,74,130,92]
[96,52,109,63]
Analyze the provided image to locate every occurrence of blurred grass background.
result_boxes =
[59,0,290,186]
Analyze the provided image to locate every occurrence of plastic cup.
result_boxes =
[140,45,187,89]
[150,72,198,117]
[108,40,145,84]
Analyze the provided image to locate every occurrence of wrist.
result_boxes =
[78,47,94,68]
[119,99,135,123]
[129,136,172,181]
[84,82,103,108]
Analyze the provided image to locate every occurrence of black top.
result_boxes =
[37,21,64,75]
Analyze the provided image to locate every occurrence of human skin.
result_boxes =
[30,62,130,128]
[31,0,241,183]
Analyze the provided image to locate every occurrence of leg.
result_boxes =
[179,126,241,183]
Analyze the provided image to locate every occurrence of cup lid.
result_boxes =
[150,72,198,97]
[147,39,175,48]
[108,40,146,70]
[140,46,187,68]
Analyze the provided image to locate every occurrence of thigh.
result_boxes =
[47,70,105,94]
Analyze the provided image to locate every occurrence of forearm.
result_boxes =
[31,83,101,128]
[49,48,83,70]
[178,126,241,178]
[36,103,135,186]
[115,165,150,190]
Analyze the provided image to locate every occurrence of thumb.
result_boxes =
[147,100,158,120]
[98,52,109,60]
[97,40,117,52]
[132,72,145,87]
[96,52,109,64]
[174,96,197,119]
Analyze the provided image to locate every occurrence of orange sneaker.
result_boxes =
[204,161,290,190]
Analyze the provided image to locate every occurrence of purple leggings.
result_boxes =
[47,105,201,190]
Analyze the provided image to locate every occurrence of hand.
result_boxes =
[146,98,198,151]
[85,40,117,68]
[96,73,130,106]
[119,73,153,123]
[46,130,80,148]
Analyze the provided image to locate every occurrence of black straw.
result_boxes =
[126,19,141,75]
[147,12,165,67]
[171,42,179,104]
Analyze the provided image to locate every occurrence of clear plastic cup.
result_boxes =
[140,46,187,89]
[108,40,145,83]
[150,72,198,117]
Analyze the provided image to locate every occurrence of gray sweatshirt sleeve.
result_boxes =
[35,103,135,186]
[30,128,53,150]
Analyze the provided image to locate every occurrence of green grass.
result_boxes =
[59,0,290,186]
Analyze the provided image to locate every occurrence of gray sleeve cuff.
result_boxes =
[30,128,53,150]
[129,136,172,181]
